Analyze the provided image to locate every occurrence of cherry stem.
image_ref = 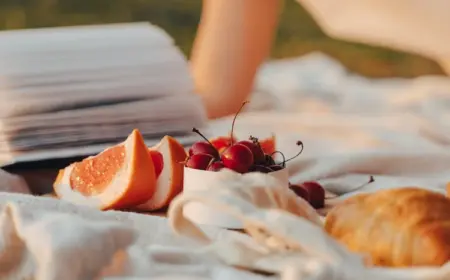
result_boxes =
[283,141,304,164]
[325,175,375,199]
[192,127,214,146]
[249,135,262,148]
[230,101,249,145]
[270,151,286,167]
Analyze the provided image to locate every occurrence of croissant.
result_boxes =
[324,187,450,267]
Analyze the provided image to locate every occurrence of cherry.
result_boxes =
[190,128,220,159]
[189,142,219,158]
[207,161,225,172]
[249,165,273,173]
[237,140,265,164]
[269,164,284,172]
[221,144,254,173]
[185,153,215,170]
[270,151,286,166]
[302,181,325,209]
[264,154,276,166]
[149,150,164,177]
[289,184,310,202]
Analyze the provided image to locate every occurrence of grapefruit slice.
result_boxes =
[137,136,187,211]
[260,135,276,155]
[210,135,236,154]
[211,135,275,156]
[54,129,156,210]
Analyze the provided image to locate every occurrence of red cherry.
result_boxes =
[149,150,164,177]
[189,142,219,159]
[289,184,310,202]
[269,164,284,172]
[237,140,265,164]
[248,165,272,173]
[207,161,225,172]
[221,144,254,173]
[302,181,325,209]
[185,153,215,170]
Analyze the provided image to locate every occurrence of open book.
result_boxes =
[0,23,206,166]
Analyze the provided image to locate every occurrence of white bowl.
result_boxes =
[182,166,289,229]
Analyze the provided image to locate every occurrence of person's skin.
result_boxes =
[191,0,282,119]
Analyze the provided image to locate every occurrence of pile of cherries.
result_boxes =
[185,102,302,174]
[185,101,375,210]
[186,128,300,174]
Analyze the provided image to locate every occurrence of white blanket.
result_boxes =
[1,53,450,279]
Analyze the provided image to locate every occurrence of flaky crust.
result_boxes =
[325,187,450,267]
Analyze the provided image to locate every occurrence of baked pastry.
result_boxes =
[324,187,450,267]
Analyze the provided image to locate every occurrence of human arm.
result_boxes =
[191,0,282,119]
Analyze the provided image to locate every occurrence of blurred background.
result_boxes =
[0,0,445,78]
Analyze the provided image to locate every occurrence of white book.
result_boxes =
[0,23,206,166]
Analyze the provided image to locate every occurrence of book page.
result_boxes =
[0,23,206,165]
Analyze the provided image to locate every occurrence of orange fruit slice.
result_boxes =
[54,129,156,210]
[260,135,276,155]
[137,136,187,211]
[210,134,276,156]
[210,135,237,155]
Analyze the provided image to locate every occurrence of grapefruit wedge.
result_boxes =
[137,136,187,211]
[210,135,236,155]
[54,129,156,210]
[260,135,276,155]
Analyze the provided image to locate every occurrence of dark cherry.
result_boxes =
[207,161,225,172]
[221,144,254,173]
[237,140,265,164]
[248,165,273,173]
[269,164,284,172]
[189,142,219,159]
[302,181,325,209]
[289,184,310,202]
[238,136,266,164]
[264,154,276,166]
[185,153,215,170]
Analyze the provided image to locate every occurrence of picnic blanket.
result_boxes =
[1,53,450,279]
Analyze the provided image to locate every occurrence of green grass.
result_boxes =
[0,0,444,77]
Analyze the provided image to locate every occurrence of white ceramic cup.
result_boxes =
[182,167,289,229]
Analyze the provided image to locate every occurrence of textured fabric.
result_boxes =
[1,18,450,276]
[295,0,450,74]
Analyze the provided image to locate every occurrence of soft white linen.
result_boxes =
[0,53,450,279]
[0,169,29,194]
[295,0,450,74]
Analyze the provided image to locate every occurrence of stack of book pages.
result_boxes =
[0,23,206,166]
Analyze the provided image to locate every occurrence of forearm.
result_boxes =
[191,0,281,119]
